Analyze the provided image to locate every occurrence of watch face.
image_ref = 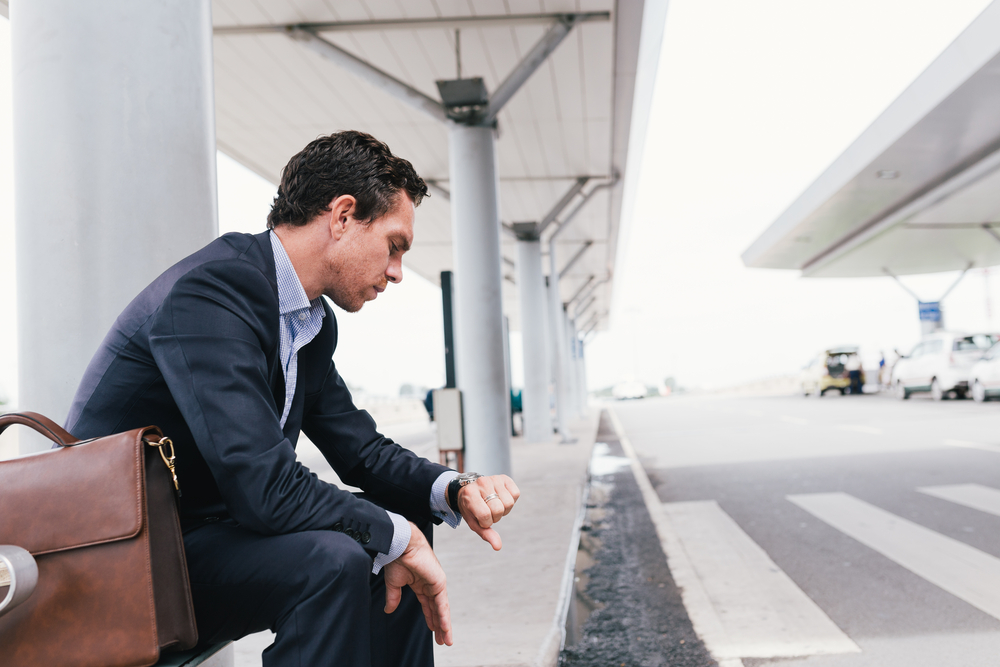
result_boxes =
[457,472,482,485]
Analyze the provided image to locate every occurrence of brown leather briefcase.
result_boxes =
[0,412,198,667]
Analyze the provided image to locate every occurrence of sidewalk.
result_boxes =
[231,411,599,667]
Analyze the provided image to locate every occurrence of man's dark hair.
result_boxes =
[267,131,428,229]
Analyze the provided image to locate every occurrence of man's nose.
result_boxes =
[386,260,403,283]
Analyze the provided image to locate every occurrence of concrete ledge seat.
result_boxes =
[156,642,233,666]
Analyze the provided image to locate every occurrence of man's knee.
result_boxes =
[290,530,372,590]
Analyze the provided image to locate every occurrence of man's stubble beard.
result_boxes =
[328,288,366,314]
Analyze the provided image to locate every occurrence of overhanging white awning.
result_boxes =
[742,2,1000,278]
[211,0,666,330]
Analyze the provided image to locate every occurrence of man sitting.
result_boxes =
[65,131,520,667]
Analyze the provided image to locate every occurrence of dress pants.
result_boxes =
[182,518,435,667]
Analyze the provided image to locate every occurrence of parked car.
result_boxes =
[612,380,648,400]
[801,346,865,396]
[970,341,1000,402]
[892,332,997,400]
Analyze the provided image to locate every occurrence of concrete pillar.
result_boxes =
[13,0,218,449]
[448,124,511,475]
[565,312,582,420]
[577,336,589,413]
[516,237,553,443]
[570,321,587,414]
[547,254,573,440]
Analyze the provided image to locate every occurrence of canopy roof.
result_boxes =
[742,2,1000,278]
[211,0,667,331]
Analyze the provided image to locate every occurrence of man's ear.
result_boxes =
[327,194,357,241]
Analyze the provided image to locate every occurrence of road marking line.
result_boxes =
[788,492,1000,622]
[662,500,859,659]
[838,424,883,435]
[919,483,1000,518]
[780,416,809,425]
[944,439,1000,453]
[606,408,858,661]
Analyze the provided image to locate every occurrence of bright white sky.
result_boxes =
[1,0,999,403]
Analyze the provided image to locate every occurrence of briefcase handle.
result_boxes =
[0,412,80,446]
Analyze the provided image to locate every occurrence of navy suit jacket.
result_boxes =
[66,231,448,556]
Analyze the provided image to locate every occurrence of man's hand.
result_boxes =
[383,522,453,646]
[456,475,520,550]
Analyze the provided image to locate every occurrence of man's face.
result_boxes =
[323,193,414,313]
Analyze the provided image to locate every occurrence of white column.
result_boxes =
[516,237,552,443]
[449,124,512,475]
[547,254,573,440]
[571,321,588,414]
[577,337,589,413]
[13,0,218,448]
[564,311,582,420]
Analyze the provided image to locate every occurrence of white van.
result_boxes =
[970,341,1000,402]
[892,332,997,400]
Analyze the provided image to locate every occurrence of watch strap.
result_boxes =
[448,472,481,512]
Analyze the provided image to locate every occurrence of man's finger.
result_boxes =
[384,581,403,614]
[433,592,453,646]
[485,493,504,523]
[493,485,516,517]
[472,494,494,529]
[470,523,502,550]
[503,476,521,502]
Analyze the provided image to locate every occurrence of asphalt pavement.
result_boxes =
[612,391,1000,667]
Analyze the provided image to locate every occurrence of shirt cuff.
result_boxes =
[371,511,410,575]
[430,470,462,528]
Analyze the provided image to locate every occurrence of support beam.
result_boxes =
[984,223,1000,245]
[13,0,217,451]
[538,177,589,236]
[287,29,450,124]
[566,275,596,308]
[882,267,923,302]
[579,311,601,337]
[545,180,616,240]
[940,261,975,301]
[572,277,607,313]
[215,12,610,36]
[449,124,512,474]
[559,240,594,279]
[482,15,583,125]
[574,295,598,321]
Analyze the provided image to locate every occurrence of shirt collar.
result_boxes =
[270,230,323,317]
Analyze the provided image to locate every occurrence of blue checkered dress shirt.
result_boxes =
[269,232,459,573]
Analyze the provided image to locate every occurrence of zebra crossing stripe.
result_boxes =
[788,492,1000,621]
[662,500,859,659]
[919,484,1000,517]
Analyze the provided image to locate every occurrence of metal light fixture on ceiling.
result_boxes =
[877,170,900,179]
[435,78,490,123]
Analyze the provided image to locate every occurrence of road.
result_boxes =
[612,392,1000,666]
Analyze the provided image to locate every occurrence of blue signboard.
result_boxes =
[918,301,942,322]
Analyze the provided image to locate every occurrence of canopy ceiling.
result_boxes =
[211,0,667,331]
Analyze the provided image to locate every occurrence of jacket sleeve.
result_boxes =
[147,259,394,552]
[301,309,451,524]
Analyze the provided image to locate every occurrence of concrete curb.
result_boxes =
[532,478,592,667]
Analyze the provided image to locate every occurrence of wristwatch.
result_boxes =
[447,472,482,511]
